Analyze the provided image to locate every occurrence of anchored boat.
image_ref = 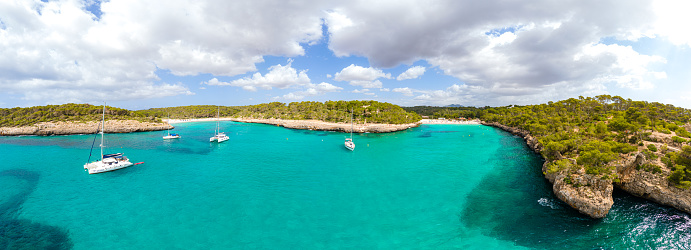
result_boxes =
[84,102,139,174]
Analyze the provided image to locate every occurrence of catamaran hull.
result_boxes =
[84,162,134,174]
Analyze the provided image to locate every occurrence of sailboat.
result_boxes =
[163,113,180,139]
[84,102,140,174]
[209,106,229,143]
[345,109,355,151]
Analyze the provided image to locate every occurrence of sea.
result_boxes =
[0,121,689,249]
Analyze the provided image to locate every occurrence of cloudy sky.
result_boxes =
[1,0,690,109]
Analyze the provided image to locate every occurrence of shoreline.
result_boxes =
[419,118,481,125]
[230,117,419,133]
[0,120,172,136]
[481,120,691,219]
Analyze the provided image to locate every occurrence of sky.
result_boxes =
[1,0,690,110]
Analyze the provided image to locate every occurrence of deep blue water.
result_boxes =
[0,122,689,249]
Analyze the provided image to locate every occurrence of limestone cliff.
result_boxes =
[0,120,172,136]
[482,121,614,218]
[616,153,691,215]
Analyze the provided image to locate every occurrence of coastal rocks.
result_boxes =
[484,121,614,218]
[481,122,542,153]
[551,172,614,218]
[0,120,172,136]
[616,153,691,215]
[230,118,420,133]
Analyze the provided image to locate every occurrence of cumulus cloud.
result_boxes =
[327,0,672,105]
[0,0,325,105]
[207,60,311,91]
[1,0,687,107]
[393,87,414,96]
[396,66,426,80]
[334,64,390,88]
[278,82,344,100]
[334,64,390,81]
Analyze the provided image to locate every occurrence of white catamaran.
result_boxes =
[210,106,229,143]
[84,102,141,174]
[345,110,355,151]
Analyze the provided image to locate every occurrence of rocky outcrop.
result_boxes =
[484,121,613,218]
[616,153,691,214]
[230,118,420,133]
[0,120,172,136]
[551,171,614,218]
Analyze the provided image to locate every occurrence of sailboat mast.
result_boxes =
[350,109,353,139]
[100,102,105,160]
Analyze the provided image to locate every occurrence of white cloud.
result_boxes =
[334,64,391,81]
[352,89,370,93]
[380,88,390,92]
[326,0,679,106]
[653,0,691,46]
[348,80,383,89]
[333,64,390,88]
[212,60,311,91]
[276,82,343,101]
[393,87,414,96]
[396,66,426,80]
[0,0,325,105]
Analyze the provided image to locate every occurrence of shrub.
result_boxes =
[647,144,658,152]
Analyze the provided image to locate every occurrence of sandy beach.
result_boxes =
[420,119,481,124]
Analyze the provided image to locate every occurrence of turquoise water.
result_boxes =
[0,122,689,249]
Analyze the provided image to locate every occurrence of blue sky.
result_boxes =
[1,0,690,110]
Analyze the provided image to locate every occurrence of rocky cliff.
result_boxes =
[482,121,615,218]
[616,153,691,215]
[476,121,691,219]
[0,120,172,136]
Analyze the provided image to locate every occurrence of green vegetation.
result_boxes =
[2,101,419,127]
[403,106,483,119]
[0,103,158,127]
[138,100,421,124]
[409,95,691,187]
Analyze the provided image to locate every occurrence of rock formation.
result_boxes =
[0,120,172,136]
[616,153,691,215]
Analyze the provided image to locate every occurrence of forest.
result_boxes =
[138,100,421,124]
[0,103,158,127]
[421,95,691,189]
[1,100,421,127]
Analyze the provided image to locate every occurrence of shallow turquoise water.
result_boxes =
[0,122,689,249]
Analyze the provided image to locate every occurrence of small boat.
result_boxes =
[163,114,180,139]
[84,102,136,174]
[345,110,355,151]
[210,106,229,143]
[163,133,181,140]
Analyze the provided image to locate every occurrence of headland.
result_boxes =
[0,120,172,136]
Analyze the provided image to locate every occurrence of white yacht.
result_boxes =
[345,110,355,151]
[84,102,139,174]
[210,107,229,143]
[163,114,181,139]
